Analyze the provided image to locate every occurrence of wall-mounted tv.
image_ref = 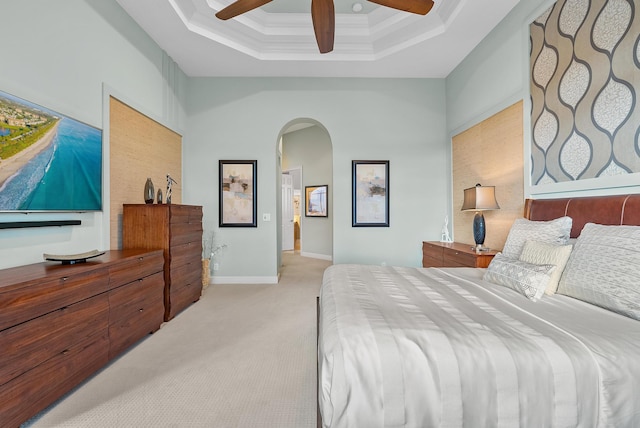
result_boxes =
[0,89,102,212]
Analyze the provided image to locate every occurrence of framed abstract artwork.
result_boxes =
[352,160,389,227]
[219,160,257,227]
[305,185,328,217]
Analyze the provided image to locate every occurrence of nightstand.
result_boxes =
[422,241,498,268]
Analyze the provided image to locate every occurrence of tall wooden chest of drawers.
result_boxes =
[122,204,203,321]
[0,249,164,428]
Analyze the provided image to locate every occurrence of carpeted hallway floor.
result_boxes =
[24,252,331,428]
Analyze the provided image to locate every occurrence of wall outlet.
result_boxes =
[213,263,219,271]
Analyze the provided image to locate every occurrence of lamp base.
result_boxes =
[472,211,486,248]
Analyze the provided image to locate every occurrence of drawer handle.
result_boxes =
[62,349,70,356]
[139,308,144,313]
[138,257,144,261]
[61,276,68,282]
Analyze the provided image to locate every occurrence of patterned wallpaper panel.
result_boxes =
[530,0,640,185]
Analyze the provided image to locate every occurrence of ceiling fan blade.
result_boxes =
[215,0,273,20]
[311,0,335,54]
[368,0,434,15]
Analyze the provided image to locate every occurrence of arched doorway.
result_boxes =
[276,119,333,272]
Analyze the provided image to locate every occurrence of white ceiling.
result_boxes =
[116,0,521,78]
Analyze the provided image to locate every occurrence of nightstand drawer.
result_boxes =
[422,256,443,268]
[443,250,476,267]
[422,242,443,259]
[422,241,498,268]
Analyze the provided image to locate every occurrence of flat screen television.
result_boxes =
[0,89,102,212]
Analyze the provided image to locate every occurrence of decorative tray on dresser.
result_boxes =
[422,241,498,268]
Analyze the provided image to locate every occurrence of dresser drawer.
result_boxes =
[108,251,164,289]
[169,260,201,287]
[0,332,109,428]
[170,205,202,224]
[0,268,110,332]
[170,242,202,268]
[0,293,109,387]
[167,263,201,320]
[108,272,164,358]
[168,279,202,320]
[169,221,203,246]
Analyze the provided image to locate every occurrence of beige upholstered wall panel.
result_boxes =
[109,97,182,249]
[452,101,523,251]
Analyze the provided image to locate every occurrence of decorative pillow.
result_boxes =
[557,223,640,320]
[483,253,556,302]
[519,240,573,295]
[502,216,572,258]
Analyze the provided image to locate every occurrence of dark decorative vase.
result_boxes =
[157,188,163,204]
[144,178,155,204]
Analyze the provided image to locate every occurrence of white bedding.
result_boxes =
[318,264,640,428]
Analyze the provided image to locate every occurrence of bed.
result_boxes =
[317,194,640,427]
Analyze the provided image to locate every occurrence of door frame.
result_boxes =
[282,166,303,251]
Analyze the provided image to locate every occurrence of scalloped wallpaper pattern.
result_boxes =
[530,0,640,185]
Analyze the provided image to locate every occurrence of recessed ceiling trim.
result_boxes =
[117,0,522,78]
[170,0,460,60]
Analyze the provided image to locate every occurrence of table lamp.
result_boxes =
[461,184,500,251]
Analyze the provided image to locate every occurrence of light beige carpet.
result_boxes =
[24,252,331,428]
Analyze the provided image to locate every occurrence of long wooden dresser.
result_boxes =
[122,204,203,321]
[0,249,164,428]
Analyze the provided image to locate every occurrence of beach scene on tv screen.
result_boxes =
[0,90,102,211]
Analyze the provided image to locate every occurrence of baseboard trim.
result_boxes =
[301,252,333,261]
[210,276,279,285]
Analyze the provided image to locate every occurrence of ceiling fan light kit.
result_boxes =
[215,0,435,54]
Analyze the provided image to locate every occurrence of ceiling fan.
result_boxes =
[215,0,435,54]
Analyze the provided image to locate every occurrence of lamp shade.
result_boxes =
[461,184,500,211]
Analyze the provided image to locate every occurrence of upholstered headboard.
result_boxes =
[524,194,640,238]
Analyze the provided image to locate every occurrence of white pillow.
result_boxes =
[484,253,556,302]
[502,216,572,258]
[519,240,573,295]
[558,223,640,320]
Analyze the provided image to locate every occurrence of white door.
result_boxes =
[282,174,294,251]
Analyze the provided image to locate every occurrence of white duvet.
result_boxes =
[318,265,640,428]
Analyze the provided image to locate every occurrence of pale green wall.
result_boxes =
[0,0,187,269]
[13,0,628,278]
[445,0,551,133]
[283,126,333,258]
[0,1,448,276]
[184,78,448,279]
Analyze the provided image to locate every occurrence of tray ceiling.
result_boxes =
[116,0,521,78]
